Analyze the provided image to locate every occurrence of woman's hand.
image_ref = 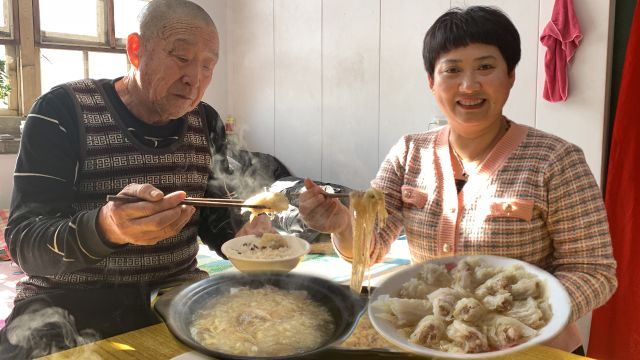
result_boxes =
[97,183,196,246]
[298,178,351,234]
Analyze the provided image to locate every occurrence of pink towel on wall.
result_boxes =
[540,0,582,102]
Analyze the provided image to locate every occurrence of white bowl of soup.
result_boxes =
[221,234,310,273]
[368,255,571,359]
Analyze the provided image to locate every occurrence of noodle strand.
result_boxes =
[349,188,387,293]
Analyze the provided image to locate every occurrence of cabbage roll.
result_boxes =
[399,278,438,299]
[446,320,489,353]
[439,342,466,353]
[537,298,553,323]
[475,271,518,298]
[418,263,454,288]
[371,295,433,327]
[510,277,543,300]
[370,294,395,323]
[427,288,469,320]
[451,258,479,291]
[482,314,537,349]
[482,291,513,312]
[451,257,500,291]
[505,297,546,329]
[453,297,487,323]
[409,315,446,347]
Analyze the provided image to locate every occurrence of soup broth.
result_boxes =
[190,285,335,356]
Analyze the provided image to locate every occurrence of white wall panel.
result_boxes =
[274,0,322,179]
[322,0,381,189]
[219,0,611,191]
[535,0,614,185]
[378,0,449,163]
[536,1,614,346]
[0,155,16,209]
[466,0,540,127]
[227,0,275,154]
[194,0,229,119]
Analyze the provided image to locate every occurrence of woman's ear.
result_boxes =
[509,70,516,88]
[127,33,141,69]
[428,74,435,92]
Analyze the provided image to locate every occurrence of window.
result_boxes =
[0,0,16,38]
[0,0,18,115]
[0,0,148,122]
[35,0,148,93]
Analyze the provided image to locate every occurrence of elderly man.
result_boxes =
[1,0,269,357]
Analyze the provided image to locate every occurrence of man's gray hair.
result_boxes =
[138,0,216,39]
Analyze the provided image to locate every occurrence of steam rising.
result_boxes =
[210,129,290,200]
[5,306,100,359]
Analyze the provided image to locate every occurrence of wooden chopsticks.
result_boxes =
[321,193,350,199]
[106,195,268,209]
[291,192,350,199]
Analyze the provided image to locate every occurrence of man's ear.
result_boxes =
[127,33,141,68]
[428,74,434,92]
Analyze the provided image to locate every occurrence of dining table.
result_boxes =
[37,236,594,360]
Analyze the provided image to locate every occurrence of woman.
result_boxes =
[299,6,617,355]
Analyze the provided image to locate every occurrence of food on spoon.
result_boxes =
[242,192,289,221]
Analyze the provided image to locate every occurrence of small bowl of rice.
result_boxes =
[221,233,310,273]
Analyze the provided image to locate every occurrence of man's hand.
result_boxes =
[98,183,196,246]
[298,178,351,234]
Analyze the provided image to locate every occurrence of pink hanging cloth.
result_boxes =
[540,0,583,102]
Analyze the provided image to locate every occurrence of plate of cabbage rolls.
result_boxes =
[368,255,571,358]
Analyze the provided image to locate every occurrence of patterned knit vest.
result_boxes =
[44,79,211,288]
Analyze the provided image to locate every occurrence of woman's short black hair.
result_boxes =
[422,6,521,78]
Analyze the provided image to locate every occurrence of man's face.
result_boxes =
[137,20,219,122]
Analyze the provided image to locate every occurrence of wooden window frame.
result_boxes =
[33,0,121,51]
[0,0,20,42]
[0,0,20,116]
[1,0,143,122]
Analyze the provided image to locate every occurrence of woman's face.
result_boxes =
[429,43,515,133]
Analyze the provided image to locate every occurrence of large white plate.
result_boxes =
[368,255,571,359]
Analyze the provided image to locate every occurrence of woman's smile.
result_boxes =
[457,97,486,109]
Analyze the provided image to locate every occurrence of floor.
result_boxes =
[0,259,24,329]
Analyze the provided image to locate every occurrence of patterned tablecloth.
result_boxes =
[196,235,411,285]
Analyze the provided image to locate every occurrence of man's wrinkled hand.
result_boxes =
[98,183,196,246]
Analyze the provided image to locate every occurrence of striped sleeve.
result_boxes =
[6,87,118,275]
[370,136,411,263]
[545,142,618,322]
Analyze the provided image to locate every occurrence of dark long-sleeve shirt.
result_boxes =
[5,78,236,277]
